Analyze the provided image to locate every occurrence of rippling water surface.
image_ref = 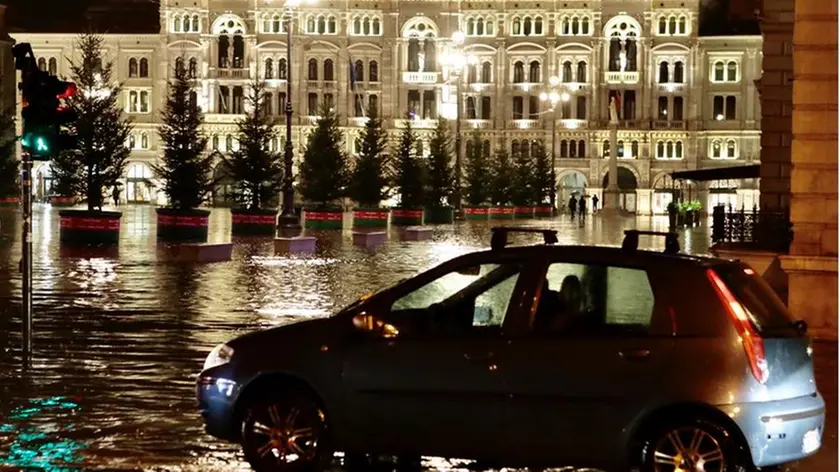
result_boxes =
[0,205,831,471]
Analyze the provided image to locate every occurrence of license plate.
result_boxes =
[802,428,821,454]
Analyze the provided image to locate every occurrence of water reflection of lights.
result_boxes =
[2,396,87,470]
[255,307,331,318]
[71,258,118,290]
[253,256,340,267]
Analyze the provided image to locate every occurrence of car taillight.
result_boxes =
[707,268,769,384]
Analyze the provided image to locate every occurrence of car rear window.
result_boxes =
[713,264,797,335]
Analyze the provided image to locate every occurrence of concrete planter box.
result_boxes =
[0,196,18,207]
[156,208,210,242]
[534,206,553,218]
[352,208,389,228]
[231,208,277,236]
[513,206,535,219]
[352,230,387,248]
[404,226,434,241]
[59,210,121,245]
[425,206,454,224]
[391,208,424,226]
[50,196,76,207]
[489,206,515,220]
[464,206,489,220]
[304,208,343,230]
[176,243,233,263]
[275,236,317,253]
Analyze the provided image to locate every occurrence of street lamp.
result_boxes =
[277,0,311,232]
[441,31,470,217]
[540,75,571,211]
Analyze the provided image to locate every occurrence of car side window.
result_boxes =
[391,262,523,331]
[533,262,655,335]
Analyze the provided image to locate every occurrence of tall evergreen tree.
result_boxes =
[0,108,18,198]
[511,143,534,205]
[531,140,554,205]
[222,80,283,210]
[463,133,491,206]
[299,105,349,207]
[391,120,426,208]
[153,63,213,210]
[490,148,514,205]
[347,113,389,207]
[51,32,132,211]
[425,118,454,208]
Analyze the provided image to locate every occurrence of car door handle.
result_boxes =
[619,348,651,361]
[464,352,494,363]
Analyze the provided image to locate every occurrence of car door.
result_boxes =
[504,257,675,468]
[341,254,535,460]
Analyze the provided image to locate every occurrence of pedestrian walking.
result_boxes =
[578,194,587,217]
[112,185,121,207]
[568,195,577,218]
[592,194,599,213]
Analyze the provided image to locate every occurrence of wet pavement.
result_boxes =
[0,205,834,471]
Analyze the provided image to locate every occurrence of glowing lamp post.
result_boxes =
[539,76,571,211]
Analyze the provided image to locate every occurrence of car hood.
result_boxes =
[226,315,347,355]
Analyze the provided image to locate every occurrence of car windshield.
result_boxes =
[713,263,798,335]
[334,279,406,315]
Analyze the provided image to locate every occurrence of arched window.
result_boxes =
[129,58,138,77]
[603,139,610,157]
[511,140,520,156]
[568,140,577,157]
[534,16,543,35]
[571,17,579,35]
[308,58,318,80]
[482,140,491,158]
[141,132,149,149]
[38,57,46,70]
[467,64,477,83]
[512,17,521,35]
[658,61,669,83]
[369,95,379,117]
[477,18,485,35]
[173,15,182,32]
[561,17,570,35]
[523,17,532,36]
[576,96,586,119]
[369,61,379,82]
[668,16,677,35]
[189,58,198,78]
[666,141,674,158]
[324,59,334,81]
[48,57,57,75]
[631,140,639,158]
[317,16,326,34]
[129,134,136,149]
[307,16,316,33]
[576,61,586,82]
[658,16,667,35]
[212,135,220,150]
[175,57,185,73]
[353,17,361,34]
[226,135,233,151]
[726,139,736,158]
[676,141,684,158]
[263,58,273,79]
[714,61,725,81]
[183,15,192,32]
[139,58,149,77]
[674,61,684,83]
[712,140,722,158]
[562,61,573,82]
[278,58,287,80]
[467,18,475,36]
[466,96,477,119]
[327,16,336,34]
[528,61,540,83]
[363,18,371,35]
[486,20,495,35]
[352,60,364,82]
[481,61,492,83]
[192,14,200,32]
[727,61,738,81]
[678,16,687,34]
[513,61,524,83]
[578,140,586,157]
[560,140,568,158]
[657,141,665,158]
[521,140,531,158]
[581,16,590,34]
[617,140,625,158]
[372,18,381,35]
[273,15,282,33]
[263,92,274,115]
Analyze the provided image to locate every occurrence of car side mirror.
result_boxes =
[352,312,400,339]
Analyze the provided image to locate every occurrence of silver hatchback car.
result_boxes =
[197,229,825,472]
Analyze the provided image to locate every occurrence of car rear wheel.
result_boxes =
[240,390,332,472]
[641,419,746,472]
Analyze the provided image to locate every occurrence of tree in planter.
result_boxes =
[510,144,534,206]
[464,133,491,206]
[222,80,283,210]
[51,32,132,211]
[152,63,213,210]
[390,119,426,208]
[0,108,18,200]
[489,148,514,206]
[425,118,453,209]
[299,105,349,207]
[530,140,554,205]
[347,113,390,208]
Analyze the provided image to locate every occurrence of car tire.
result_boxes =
[640,418,748,472]
[240,390,333,472]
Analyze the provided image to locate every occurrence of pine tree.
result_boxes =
[152,62,213,210]
[464,133,491,206]
[511,143,534,206]
[299,104,349,207]
[531,140,554,205]
[490,148,514,205]
[51,32,133,211]
[425,118,453,208]
[222,80,283,210]
[347,113,389,208]
[0,107,18,198]
[391,120,426,208]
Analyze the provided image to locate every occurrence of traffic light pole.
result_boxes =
[20,149,33,367]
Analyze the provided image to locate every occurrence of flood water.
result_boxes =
[0,205,833,471]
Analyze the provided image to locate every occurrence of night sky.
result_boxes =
[1,0,758,35]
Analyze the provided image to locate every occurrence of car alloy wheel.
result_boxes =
[651,426,727,472]
[241,392,330,472]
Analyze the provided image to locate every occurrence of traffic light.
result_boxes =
[14,43,78,160]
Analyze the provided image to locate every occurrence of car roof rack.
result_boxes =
[491,227,559,250]
[622,230,680,255]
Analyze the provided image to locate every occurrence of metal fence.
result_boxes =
[711,204,793,252]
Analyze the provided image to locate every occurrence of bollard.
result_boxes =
[274,236,317,253]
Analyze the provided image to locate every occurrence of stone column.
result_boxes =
[781,0,838,340]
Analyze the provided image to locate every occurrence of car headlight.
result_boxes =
[203,343,234,371]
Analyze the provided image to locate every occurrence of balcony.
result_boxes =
[349,117,370,127]
[402,71,439,84]
[211,68,249,79]
[395,118,438,129]
[652,120,686,130]
[658,82,686,93]
[557,119,587,130]
[508,119,541,129]
[465,119,492,129]
[605,71,639,84]
[205,113,245,123]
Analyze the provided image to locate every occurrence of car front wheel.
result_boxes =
[240,390,332,472]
